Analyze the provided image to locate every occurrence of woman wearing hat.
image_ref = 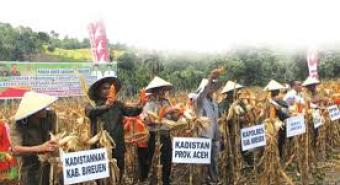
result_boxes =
[85,75,143,183]
[10,91,59,185]
[141,76,176,185]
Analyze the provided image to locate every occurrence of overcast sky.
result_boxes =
[1,0,340,51]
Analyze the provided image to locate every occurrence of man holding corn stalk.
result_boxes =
[10,91,59,185]
[85,75,144,183]
[191,68,223,185]
[218,80,244,184]
[264,80,289,160]
[302,76,321,156]
[142,76,176,185]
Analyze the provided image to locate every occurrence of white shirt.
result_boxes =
[284,89,304,106]
[192,81,220,140]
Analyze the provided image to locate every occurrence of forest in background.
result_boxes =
[0,22,339,95]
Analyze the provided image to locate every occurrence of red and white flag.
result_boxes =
[307,47,319,79]
[88,21,110,64]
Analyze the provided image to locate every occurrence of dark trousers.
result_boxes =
[21,156,47,185]
[112,148,125,182]
[312,127,319,148]
[137,147,150,181]
[148,131,172,185]
[278,126,286,160]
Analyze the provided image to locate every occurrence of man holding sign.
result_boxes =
[85,75,143,183]
[302,76,322,148]
[264,80,289,159]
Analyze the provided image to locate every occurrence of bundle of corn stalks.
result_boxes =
[1,80,339,185]
[257,102,294,185]
[123,116,149,184]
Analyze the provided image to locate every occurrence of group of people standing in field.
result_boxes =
[0,65,334,185]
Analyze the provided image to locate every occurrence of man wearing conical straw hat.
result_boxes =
[302,76,321,149]
[219,81,258,171]
[218,80,244,117]
[218,80,244,184]
[9,91,58,185]
[141,76,175,185]
[191,68,223,185]
[85,75,143,183]
[302,76,320,108]
[264,80,289,160]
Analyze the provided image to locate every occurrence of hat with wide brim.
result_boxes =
[14,91,58,121]
[302,76,320,86]
[264,80,285,91]
[88,76,121,100]
[145,76,173,93]
[221,81,244,94]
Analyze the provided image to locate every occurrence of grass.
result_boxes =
[42,45,126,62]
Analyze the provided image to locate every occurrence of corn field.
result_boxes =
[0,80,339,185]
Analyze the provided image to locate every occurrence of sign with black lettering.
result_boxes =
[172,137,211,164]
[62,148,109,185]
[286,115,306,138]
[312,109,322,128]
[328,105,340,121]
[241,124,266,151]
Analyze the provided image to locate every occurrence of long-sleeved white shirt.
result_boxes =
[284,89,305,106]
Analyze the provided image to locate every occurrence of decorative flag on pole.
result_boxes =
[88,21,110,64]
[306,47,319,79]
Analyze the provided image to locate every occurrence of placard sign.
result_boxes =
[328,105,340,121]
[286,115,306,138]
[241,124,266,151]
[62,148,109,185]
[312,109,322,128]
[172,137,211,164]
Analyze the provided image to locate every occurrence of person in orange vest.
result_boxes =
[123,116,149,183]
[0,121,18,184]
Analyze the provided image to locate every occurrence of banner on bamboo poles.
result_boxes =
[312,109,323,128]
[172,137,211,164]
[286,115,306,138]
[241,124,266,151]
[62,148,109,185]
[328,105,340,121]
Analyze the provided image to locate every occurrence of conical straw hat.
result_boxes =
[88,75,121,100]
[264,80,285,91]
[221,81,244,94]
[302,76,320,86]
[14,91,58,121]
[145,76,173,92]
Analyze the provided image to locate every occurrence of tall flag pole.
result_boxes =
[88,21,110,64]
[306,47,319,79]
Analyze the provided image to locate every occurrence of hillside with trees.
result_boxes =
[0,22,339,94]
